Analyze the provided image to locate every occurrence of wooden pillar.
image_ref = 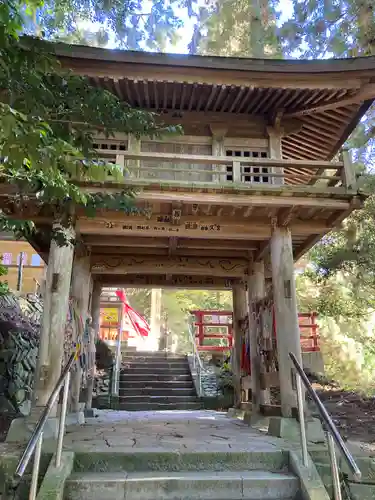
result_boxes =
[270,226,302,417]
[342,150,356,189]
[127,133,141,177]
[267,126,284,185]
[86,280,101,411]
[33,222,75,414]
[210,124,228,183]
[248,261,269,414]
[70,251,91,413]
[232,282,247,408]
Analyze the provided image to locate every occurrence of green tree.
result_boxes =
[0,1,178,236]
[0,261,9,296]
[306,177,375,313]
[277,1,375,391]
[280,0,375,58]
[34,0,190,50]
[126,287,232,352]
[280,0,375,157]
[295,176,375,392]
[126,288,151,318]
[189,0,281,57]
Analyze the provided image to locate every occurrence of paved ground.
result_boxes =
[46,410,287,453]
[2,409,374,462]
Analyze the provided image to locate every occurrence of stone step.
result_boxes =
[120,366,190,374]
[119,379,195,389]
[120,373,192,382]
[119,387,196,397]
[65,470,299,500]
[123,351,186,359]
[121,362,189,371]
[122,352,186,358]
[117,394,198,403]
[121,346,137,353]
[116,401,202,411]
[121,356,187,361]
[121,358,189,368]
[73,450,289,474]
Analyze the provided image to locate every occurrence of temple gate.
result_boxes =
[2,44,374,420]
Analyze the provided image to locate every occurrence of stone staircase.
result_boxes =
[118,351,202,411]
[64,449,300,500]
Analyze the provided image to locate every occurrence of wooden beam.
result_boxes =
[84,235,169,248]
[293,234,324,261]
[91,254,250,277]
[325,198,363,228]
[78,215,329,239]
[108,150,342,170]
[278,207,295,226]
[91,247,252,258]
[82,211,325,227]
[84,235,258,251]
[253,240,270,262]
[134,191,352,210]
[96,273,240,289]
[93,247,168,256]
[284,84,375,118]
[62,56,365,89]
[159,111,266,131]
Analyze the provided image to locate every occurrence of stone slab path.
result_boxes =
[46,410,287,453]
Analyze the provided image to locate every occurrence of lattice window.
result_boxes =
[2,253,12,265]
[92,140,127,152]
[141,141,212,181]
[92,140,128,177]
[31,254,42,266]
[226,149,270,184]
[17,253,27,265]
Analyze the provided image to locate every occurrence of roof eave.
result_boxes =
[42,38,375,77]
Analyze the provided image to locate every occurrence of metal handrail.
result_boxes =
[187,315,205,396]
[13,352,76,499]
[289,352,361,499]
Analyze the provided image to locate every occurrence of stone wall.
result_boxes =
[91,367,114,409]
[93,368,111,397]
[0,293,42,416]
[187,355,221,397]
[0,293,116,417]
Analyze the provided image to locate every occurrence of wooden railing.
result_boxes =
[95,149,356,189]
[190,310,320,353]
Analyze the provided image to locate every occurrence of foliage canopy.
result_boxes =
[0,1,178,236]
[34,0,192,50]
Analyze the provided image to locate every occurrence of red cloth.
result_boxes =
[115,289,150,337]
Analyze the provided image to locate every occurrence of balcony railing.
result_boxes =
[95,149,355,190]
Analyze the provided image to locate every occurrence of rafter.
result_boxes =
[284,84,375,118]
